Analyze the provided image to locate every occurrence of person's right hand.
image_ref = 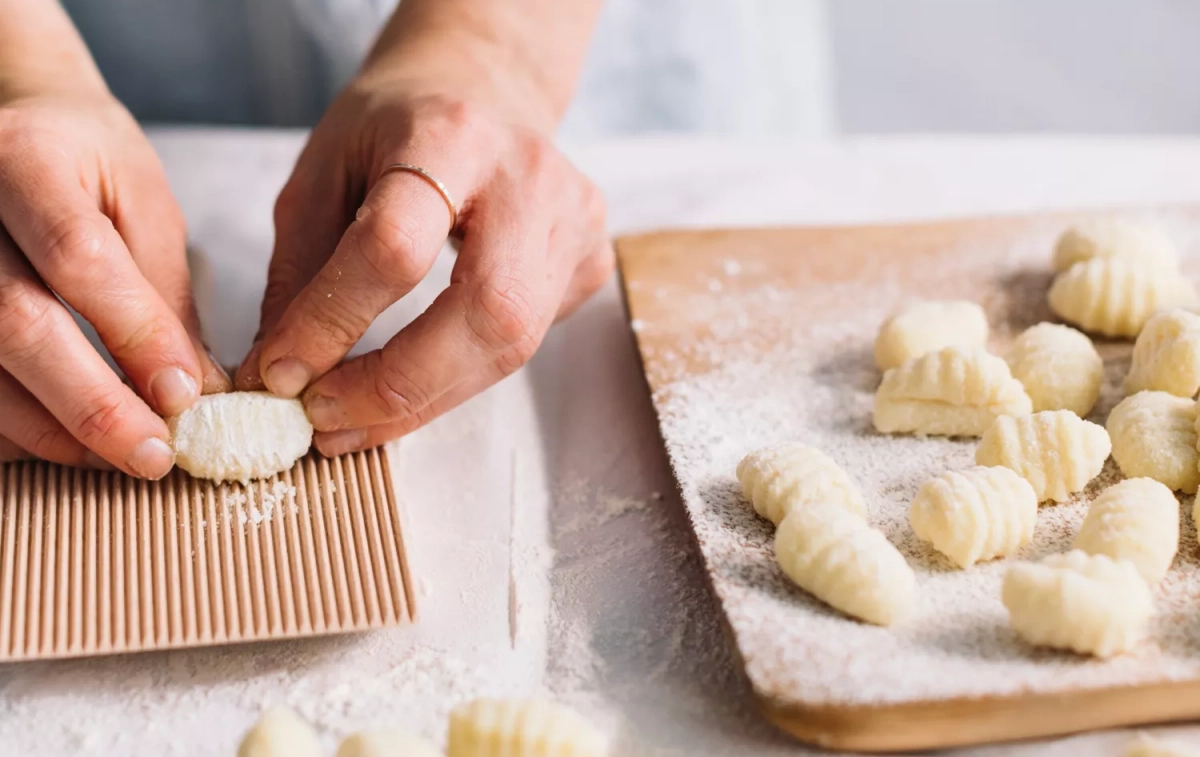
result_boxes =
[0,91,230,478]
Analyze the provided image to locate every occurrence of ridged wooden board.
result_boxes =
[0,447,414,661]
[616,211,1200,753]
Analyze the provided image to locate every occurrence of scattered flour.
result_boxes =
[641,211,1200,709]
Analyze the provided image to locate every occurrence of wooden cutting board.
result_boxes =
[615,211,1200,753]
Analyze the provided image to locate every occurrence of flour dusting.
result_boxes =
[638,211,1200,707]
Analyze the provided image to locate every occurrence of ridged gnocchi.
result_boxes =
[908,466,1037,568]
[447,698,608,757]
[337,732,443,757]
[873,300,990,371]
[1052,218,1178,273]
[975,410,1111,503]
[1073,478,1180,585]
[1122,733,1200,757]
[1048,258,1198,338]
[775,503,915,626]
[238,707,322,757]
[1107,391,1199,494]
[736,443,867,525]
[1002,550,1153,658]
[1125,309,1200,397]
[1006,323,1103,415]
[874,346,1033,437]
[169,392,313,483]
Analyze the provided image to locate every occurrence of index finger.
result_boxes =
[0,155,203,415]
[255,164,460,398]
[301,199,553,432]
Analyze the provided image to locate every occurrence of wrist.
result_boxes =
[359,27,564,134]
[0,0,109,104]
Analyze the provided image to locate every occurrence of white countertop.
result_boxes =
[4,131,1200,756]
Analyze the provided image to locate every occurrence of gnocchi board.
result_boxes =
[0,447,416,661]
[615,210,1200,753]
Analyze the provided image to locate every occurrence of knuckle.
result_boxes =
[35,214,113,284]
[302,295,372,349]
[24,423,73,459]
[372,354,433,418]
[273,180,307,227]
[470,279,541,356]
[583,182,607,227]
[353,216,426,290]
[68,392,128,446]
[107,315,172,363]
[0,279,53,353]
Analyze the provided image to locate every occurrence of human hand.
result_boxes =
[0,92,231,476]
[238,61,613,456]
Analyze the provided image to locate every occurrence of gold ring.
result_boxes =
[378,162,458,230]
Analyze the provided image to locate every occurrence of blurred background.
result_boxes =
[61,0,1200,137]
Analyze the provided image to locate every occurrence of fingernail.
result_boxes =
[264,357,313,398]
[235,341,266,390]
[206,347,233,382]
[125,437,175,480]
[315,428,367,457]
[305,395,342,430]
[149,368,199,416]
[83,451,116,471]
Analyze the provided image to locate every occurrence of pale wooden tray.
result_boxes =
[616,211,1200,753]
[0,447,414,660]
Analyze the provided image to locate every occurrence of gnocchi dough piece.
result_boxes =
[1006,323,1102,415]
[908,466,1037,569]
[873,346,1033,437]
[1002,550,1153,658]
[1107,391,1199,493]
[1125,309,1200,397]
[975,410,1111,503]
[1073,478,1180,585]
[447,698,608,757]
[736,443,867,525]
[169,391,313,483]
[337,731,443,757]
[1048,258,1198,338]
[1123,733,1200,757]
[1052,218,1178,273]
[775,503,915,626]
[873,300,989,371]
[238,707,322,757]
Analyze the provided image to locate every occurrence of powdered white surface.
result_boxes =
[6,132,1200,755]
[644,212,1200,706]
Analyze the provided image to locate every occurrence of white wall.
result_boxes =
[831,0,1200,134]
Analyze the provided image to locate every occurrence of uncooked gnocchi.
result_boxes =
[447,698,608,757]
[1002,550,1153,658]
[238,707,322,757]
[1006,322,1103,415]
[873,300,990,371]
[1074,478,1180,585]
[1107,391,1199,493]
[1052,218,1178,273]
[1125,309,1200,397]
[1048,257,1198,338]
[975,410,1111,502]
[736,443,867,525]
[336,731,443,757]
[775,503,915,626]
[908,466,1037,569]
[873,346,1033,437]
[1122,733,1200,757]
[169,391,314,483]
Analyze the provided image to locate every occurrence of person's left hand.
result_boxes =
[236,65,613,456]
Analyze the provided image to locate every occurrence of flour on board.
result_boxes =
[643,212,1200,707]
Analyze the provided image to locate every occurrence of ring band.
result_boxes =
[378,163,458,231]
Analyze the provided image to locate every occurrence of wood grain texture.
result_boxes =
[616,212,1200,753]
[0,448,414,661]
